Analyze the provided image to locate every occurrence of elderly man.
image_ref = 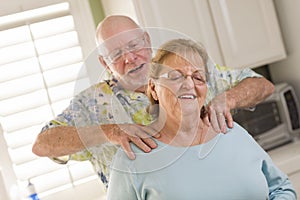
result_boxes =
[32,15,274,188]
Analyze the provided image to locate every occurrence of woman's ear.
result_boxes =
[149,79,158,101]
[98,56,112,74]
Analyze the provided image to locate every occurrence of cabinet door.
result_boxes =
[132,0,224,65]
[209,0,286,68]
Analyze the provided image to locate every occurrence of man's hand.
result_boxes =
[206,77,274,133]
[207,93,234,133]
[101,122,162,160]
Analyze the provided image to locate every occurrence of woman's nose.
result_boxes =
[181,75,195,89]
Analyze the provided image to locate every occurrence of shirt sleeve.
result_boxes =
[207,63,262,102]
[44,93,94,163]
[231,123,297,199]
[107,170,138,200]
[40,83,114,163]
[262,159,297,200]
[214,64,262,86]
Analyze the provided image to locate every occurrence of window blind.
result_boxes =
[0,2,104,199]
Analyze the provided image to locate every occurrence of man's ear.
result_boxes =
[144,32,152,51]
[98,55,112,73]
[149,79,158,101]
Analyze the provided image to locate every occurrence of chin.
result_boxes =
[129,75,148,86]
[181,104,201,116]
[183,108,200,115]
[124,78,146,91]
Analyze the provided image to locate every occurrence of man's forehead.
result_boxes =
[98,28,144,55]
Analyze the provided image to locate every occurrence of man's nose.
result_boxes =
[124,51,137,64]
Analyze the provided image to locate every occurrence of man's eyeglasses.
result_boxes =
[103,34,146,64]
[158,69,208,85]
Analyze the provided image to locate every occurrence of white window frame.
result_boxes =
[0,0,106,199]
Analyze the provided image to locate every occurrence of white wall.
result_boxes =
[269,0,300,101]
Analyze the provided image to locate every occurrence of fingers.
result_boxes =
[152,132,161,139]
[206,92,235,133]
[121,140,136,160]
[118,124,159,160]
[144,127,161,138]
[140,126,160,138]
[130,126,160,143]
[144,120,164,138]
[131,136,157,150]
[216,112,227,133]
[107,123,159,160]
[225,112,234,128]
[120,137,155,160]
[121,136,157,160]
[200,107,211,127]
[209,110,234,133]
[209,111,222,133]
[202,115,211,127]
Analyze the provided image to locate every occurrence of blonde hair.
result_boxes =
[152,38,208,70]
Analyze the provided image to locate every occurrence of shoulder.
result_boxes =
[225,122,253,140]
[228,122,249,135]
[114,142,147,164]
[111,144,140,173]
[112,140,174,174]
[76,81,113,98]
[224,122,259,147]
[71,81,115,107]
[224,122,267,154]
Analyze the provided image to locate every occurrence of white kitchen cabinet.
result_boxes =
[132,0,224,65]
[132,0,286,68]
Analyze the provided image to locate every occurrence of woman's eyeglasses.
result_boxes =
[158,69,207,85]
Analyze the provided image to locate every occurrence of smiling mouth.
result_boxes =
[178,95,197,99]
[128,64,145,74]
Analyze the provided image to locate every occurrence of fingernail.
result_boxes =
[129,152,135,160]
[151,143,157,149]
[145,147,152,152]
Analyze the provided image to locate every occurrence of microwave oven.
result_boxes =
[233,83,300,150]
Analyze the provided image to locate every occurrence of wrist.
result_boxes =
[225,90,236,110]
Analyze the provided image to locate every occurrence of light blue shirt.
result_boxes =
[107,123,297,200]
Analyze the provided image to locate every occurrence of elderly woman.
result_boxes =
[107,39,296,200]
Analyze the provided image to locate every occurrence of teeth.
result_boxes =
[129,64,143,73]
[178,95,196,99]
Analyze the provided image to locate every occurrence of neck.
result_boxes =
[117,79,146,93]
[157,110,210,146]
[135,85,147,93]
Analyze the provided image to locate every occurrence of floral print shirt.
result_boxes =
[41,66,262,189]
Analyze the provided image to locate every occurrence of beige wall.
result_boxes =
[269,0,300,101]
